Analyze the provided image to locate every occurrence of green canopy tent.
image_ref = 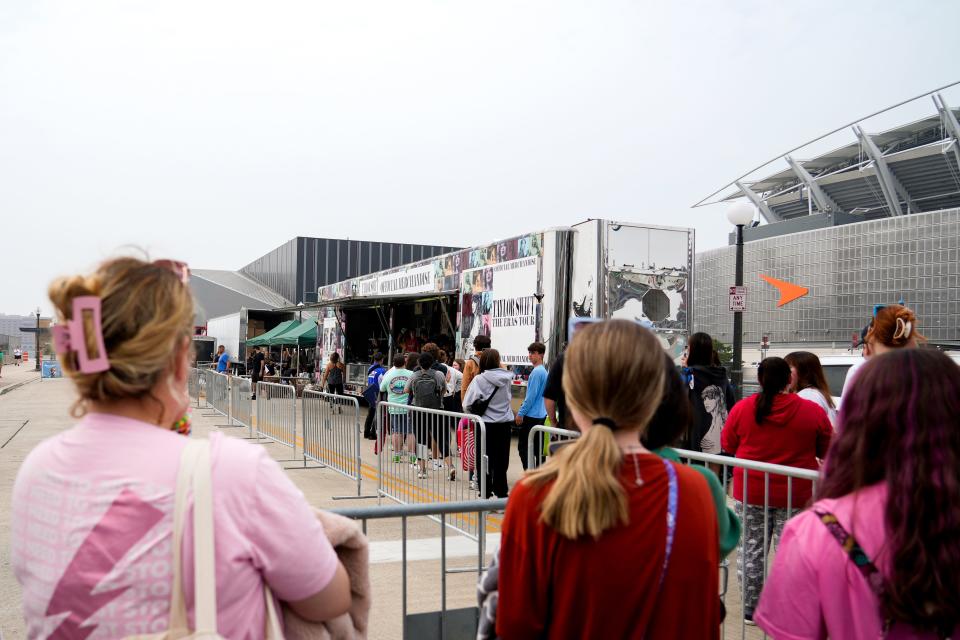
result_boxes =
[266,320,318,346]
[245,320,300,347]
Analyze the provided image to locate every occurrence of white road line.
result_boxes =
[369,533,502,564]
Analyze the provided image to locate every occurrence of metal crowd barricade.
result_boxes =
[331,498,507,640]
[302,390,374,498]
[374,401,488,542]
[674,449,820,639]
[230,376,254,435]
[188,368,201,406]
[525,425,581,470]
[255,381,297,451]
[206,372,231,421]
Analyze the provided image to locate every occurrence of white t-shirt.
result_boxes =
[797,387,838,430]
[839,357,867,408]
[446,367,463,396]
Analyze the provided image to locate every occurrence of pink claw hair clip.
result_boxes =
[51,296,110,374]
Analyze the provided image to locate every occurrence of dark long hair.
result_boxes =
[641,353,692,450]
[687,332,714,367]
[785,351,835,409]
[755,357,790,424]
[819,349,960,635]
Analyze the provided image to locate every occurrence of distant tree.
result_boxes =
[713,338,734,367]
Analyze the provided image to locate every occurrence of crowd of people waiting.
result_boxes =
[8,255,958,639]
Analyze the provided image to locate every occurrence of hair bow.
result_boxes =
[51,296,110,373]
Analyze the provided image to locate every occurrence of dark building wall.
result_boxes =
[242,237,460,304]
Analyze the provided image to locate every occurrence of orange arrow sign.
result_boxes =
[760,275,809,307]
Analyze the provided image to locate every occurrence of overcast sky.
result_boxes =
[2,1,959,315]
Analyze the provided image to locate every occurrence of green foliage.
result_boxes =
[713,338,734,367]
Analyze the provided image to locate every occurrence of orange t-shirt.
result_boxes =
[497,454,720,639]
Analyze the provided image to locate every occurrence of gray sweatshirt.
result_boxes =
[463,368,515,424]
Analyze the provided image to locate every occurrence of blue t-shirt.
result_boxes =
[217,353,230,373]
[517,364,548,419]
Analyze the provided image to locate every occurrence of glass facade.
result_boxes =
[695,207,960,348]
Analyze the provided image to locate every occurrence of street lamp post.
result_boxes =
[727,202,756,400]
[34,307,42,372]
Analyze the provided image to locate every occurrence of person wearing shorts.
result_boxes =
[380,354,414,462]
[14,348,22,366]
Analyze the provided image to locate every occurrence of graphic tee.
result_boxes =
[380,367,412,413]
[11,414,338,639]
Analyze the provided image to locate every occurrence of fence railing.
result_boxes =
[205,371,231,420]
[302,390,373,497]
[525,425,581,470]
[255,381,297,450]
[331,498,507,640]
[375,402,488,542]
[230,376,253,434]
[188,367,201,404]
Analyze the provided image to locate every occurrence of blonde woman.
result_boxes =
[497,320,720,639]
[10,257,350,637]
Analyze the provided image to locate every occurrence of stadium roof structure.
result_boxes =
[695,83,960,224]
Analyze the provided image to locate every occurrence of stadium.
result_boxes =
[694,84,960,352]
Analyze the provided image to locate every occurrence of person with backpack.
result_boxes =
[321,352,345,395]
[404,352,447,479]
[463,348,515,498]
[362,352,387,440]
[756,349,960,639]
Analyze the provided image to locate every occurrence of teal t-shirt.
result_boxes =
[379,368,412,414]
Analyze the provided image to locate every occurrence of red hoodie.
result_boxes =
[721,393,832,508]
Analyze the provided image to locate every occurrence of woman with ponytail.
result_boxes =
[756,349,959,638]
[11,257,350,637]
[720,356,833,623]
[497,320,721,639]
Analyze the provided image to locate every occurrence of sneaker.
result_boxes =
[448,469,456,482]
[469,480,477,491]
[432,460,443,469]
[417,471,428,479]
[744,610,755,626]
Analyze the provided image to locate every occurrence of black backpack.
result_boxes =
[327,364,344,386]
[410,370,443,409]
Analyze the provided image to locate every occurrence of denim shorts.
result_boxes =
[390,413,410,435]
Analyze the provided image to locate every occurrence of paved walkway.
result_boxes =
[0,377,762,640]
[0,357,39,396]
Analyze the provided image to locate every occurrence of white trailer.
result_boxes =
[310,219,694,397]
[205,308,296,367]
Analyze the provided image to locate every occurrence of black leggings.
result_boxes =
[476,421,512,498]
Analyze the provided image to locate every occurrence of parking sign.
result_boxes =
[729,286,747,312]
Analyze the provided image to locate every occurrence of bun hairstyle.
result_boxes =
[48,257,195,417]
[526,320,665,539]
[867,304,924,349]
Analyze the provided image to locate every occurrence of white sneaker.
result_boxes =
[417,471,428,479]
[432,460,443,469]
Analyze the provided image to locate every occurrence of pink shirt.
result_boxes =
[11,413,338,639]
[755,483,943,639]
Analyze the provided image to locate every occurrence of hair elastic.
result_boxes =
[593,417,617,430]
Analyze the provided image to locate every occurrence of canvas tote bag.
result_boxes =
[126,439,284,639]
